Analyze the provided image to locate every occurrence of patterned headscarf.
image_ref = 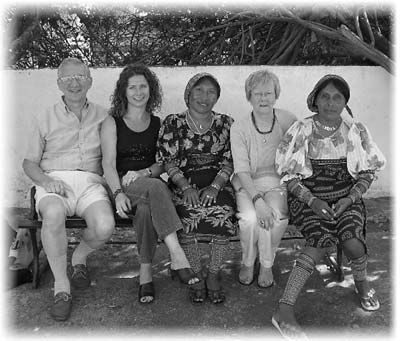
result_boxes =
[184,72,221,107]
[307,74,351,113]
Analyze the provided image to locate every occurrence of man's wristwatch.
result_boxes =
[113,188,124,201]
[252,193,263,205]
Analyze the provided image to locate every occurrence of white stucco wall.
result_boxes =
[2,65,393,207]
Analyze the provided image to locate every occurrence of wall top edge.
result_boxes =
[2,65,388,72]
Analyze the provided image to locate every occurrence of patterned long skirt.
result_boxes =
[170,168,237,237]
[288,159,367,249]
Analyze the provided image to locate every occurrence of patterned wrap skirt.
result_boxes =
[170,168,238,237]
[288,159,367,249]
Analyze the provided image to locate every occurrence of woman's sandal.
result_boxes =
[207,287,225,304]
[238,264,254,286]
[257,279,274,289]
[257,266,274,288]
[138,282,155,304]
[271,315,308,340]
[188,282,207,305]
[206,274,225,305]
[356,287,380,311]
[170,267,200,285]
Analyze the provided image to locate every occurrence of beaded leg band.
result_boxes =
[179,234,202,274]
[279,253,315,306]
[349,253,368,282]
[209,236,230,274]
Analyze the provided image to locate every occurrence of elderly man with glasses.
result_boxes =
[22,57,115,321]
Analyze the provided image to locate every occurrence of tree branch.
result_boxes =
[339,25,393,73]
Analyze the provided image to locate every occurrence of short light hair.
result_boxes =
[57,58,91,78]
[245,69,281,101]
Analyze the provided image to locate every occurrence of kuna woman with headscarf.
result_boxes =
[272,74,386,338]
[157,73,238,305]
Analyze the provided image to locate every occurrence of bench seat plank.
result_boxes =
[6,206,342,289]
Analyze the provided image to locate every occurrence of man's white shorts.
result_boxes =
[35,170,111,220]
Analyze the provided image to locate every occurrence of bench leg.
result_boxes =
[336,244,344,282]
[324,245,344,282]
[29,228,40,289]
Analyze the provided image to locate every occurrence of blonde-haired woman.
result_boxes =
[231,69,297,287]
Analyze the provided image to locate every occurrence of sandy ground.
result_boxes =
[4,197,394,340]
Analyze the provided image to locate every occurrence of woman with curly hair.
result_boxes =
[101,64,199,305]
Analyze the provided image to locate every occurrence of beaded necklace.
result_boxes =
[251,110,276,143]
[314,117,341,132]
[186,111,214,135]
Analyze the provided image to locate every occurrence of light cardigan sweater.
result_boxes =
[230,108,297,190]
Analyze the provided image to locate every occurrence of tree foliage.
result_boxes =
[3,3,394,73]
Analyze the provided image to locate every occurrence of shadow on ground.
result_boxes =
[6,197,393,339]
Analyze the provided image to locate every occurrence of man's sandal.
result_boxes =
[271,315,308,340]
[356,288,380,311]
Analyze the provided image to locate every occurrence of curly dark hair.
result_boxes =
[109,64,162,117]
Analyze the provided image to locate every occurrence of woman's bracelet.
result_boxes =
[347,193,358,204]
[113,188,124,202]
[210,183,222,191]
[171,172,185,183]
[181,184,192,192]
[307,196,317,207]
[217,169,231,182]
[252,193,264,205]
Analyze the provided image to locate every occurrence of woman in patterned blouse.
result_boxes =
[271,74,386,338]
[157,73,237,305]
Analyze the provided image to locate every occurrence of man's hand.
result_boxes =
[43,180,68,197]
[115,192,132,219]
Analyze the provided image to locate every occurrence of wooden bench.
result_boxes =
[13,187,344,289]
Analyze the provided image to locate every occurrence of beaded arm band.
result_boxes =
[347,172,375,203]
[167,165,191,192]
[287,178,317,207]
[210,168,231,192]
[217,169,231,182]
[168,166,185,183]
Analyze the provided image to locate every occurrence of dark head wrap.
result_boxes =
[307,74,353,116]
[184,72,221,108]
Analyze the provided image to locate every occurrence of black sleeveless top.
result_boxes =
[115,115,161,177]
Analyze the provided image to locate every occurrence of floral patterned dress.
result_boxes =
[275,116,386,248]
[157,110,238,237]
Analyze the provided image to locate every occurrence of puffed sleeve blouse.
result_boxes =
[275,116,386,184]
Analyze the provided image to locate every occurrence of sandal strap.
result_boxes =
[363,288,376,299]
[189,287,206,303]
[280,321,307,338]
[139,282,155,297]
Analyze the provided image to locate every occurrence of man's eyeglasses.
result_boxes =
[58,75,89,83]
